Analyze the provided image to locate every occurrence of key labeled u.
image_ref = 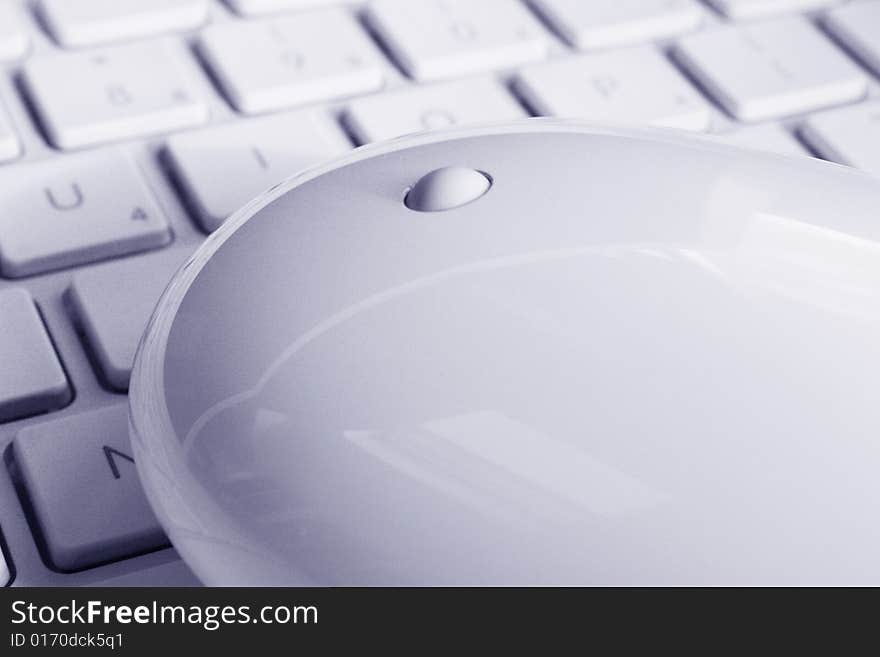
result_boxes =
[45,183,84,211]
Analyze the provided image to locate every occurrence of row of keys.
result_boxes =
[3,4,874,157]
[516,12,873,128]
[0,0,859,60]
[0,0,869,68]
[1,11,878,238]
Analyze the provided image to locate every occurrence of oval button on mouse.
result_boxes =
[405,166,491,212]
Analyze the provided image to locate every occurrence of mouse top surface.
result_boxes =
[130,120,880,586]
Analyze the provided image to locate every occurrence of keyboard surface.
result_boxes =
[0,0,878,587]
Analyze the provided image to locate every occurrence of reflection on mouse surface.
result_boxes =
[129,121,880,586]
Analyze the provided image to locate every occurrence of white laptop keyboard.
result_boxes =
[0,0,878,587]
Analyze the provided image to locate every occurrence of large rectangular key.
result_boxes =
[198,10,385,114]
[706,0,842,19]
[530,0,705,50]
[0,289,71,424]
[365,0,549,81]
[22,39,209,149]
[674,17,867,122]
[514,46,711,131]
[0,149,171,278]
[344,77,526,144]
[37,0,209,48]
[14,404,168,571]
[166,109,351,232]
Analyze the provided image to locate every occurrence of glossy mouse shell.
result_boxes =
[130,121,880,585]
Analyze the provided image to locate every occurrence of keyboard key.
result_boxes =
[344,77,527,144]
[199,10,385,114]
[530,0,704,50]
[715,124,806,157]
[70,248,192,391]
[0,107,20,163]
[0,3,29,61]
[823,2,880,77]
[224,0,340,15]
[366,0,549,81]
[706,0,842,19]
[38,0,209,48]
[0,289,71,424]
[514,46,711,131]
[801,101,880,177]
[674,17,868,122]
[14,405,168,571]
[22,40,209,149]
[0,150,171,278]
[166,109,351,232]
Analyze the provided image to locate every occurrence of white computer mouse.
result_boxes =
[130,120,880,586]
